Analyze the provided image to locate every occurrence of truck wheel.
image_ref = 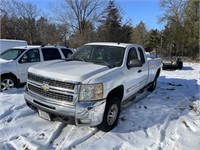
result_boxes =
[97,97,120,132]
[147,78,157,92]
[1,76,16,91]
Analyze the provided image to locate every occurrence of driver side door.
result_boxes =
[17,49,41,82]
[124,47,146,99]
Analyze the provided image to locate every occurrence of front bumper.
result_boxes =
[24,90,106,126]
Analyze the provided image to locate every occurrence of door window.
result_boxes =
[42,48,61,61]
[19,49,40,63]
[127,47,138,63]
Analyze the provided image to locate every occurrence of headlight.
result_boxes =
[79,83,103,101]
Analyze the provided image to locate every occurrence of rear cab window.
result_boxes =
[42,48,61,61]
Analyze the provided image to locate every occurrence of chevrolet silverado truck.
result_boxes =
[24,42,162,132]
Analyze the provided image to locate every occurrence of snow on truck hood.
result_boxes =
[28,60,110,82]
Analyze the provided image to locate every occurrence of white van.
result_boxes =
[0,39,28,53]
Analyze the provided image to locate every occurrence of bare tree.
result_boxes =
[1,0,41,19]
[1,0,41,44]
[51,0,105,35]
[159,0,188,57]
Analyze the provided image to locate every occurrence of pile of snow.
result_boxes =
[0,62,199,150]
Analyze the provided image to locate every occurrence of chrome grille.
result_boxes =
[28,84,73,102]
[28,73,75,90]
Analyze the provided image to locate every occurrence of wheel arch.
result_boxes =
[1,73,19,85]
[106,85,124,102]
[156,68,161,78]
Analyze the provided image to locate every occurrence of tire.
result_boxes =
[0,76,16,91]
[97,97,121,132]
[147,78,157,92]
[178,61,183,69]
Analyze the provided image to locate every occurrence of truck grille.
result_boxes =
[28,84,73,102]
[28,73,75,90]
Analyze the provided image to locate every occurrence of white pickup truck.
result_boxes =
[24,42,162,132]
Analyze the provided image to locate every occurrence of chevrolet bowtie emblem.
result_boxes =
[41,84,49,91]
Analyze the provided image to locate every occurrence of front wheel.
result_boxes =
[1,76,16,91]
[97,97,121,132]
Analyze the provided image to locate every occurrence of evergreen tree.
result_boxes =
[131,21,147,46]
[145,29,160,52]
[98,0,122,42]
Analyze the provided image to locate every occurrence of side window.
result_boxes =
[19,49,40,63]
[127,47,142,68]
[138,47,145,64]
[42,48,61,61]
[127,47,139,63]
[61,48,73,58]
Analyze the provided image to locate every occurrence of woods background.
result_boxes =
[0,0,199,59]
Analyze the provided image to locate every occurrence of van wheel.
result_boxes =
[97,97,120,132]
[147,78,157,92]
[1,76,16,91]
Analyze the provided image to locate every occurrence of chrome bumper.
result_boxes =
[24,91,106,126]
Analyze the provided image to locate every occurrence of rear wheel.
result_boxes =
[1,76,16,91]
[97,97,120,132]
[147,78,157,92]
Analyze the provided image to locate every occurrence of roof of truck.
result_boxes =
[86,42,142,48]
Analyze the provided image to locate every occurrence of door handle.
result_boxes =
[138,70,142,73]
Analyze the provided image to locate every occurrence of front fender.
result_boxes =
[88,68,125,99]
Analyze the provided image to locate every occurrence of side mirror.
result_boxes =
[128,60,142,68]
[19,55,28,63]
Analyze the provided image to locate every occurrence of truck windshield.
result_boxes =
[0,48,26,60]
[67,45,125,67]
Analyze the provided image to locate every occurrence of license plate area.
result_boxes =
[38,109,51,121]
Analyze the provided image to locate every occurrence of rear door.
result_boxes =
[124,46,148,99]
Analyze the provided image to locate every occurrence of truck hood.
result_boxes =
[29,60,110,82]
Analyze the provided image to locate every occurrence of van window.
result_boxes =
[19,49,40,63]
[42,48,61,61]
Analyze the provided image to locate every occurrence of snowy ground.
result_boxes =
[0,62,200,150]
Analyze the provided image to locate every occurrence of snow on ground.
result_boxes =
[0,62,200,150]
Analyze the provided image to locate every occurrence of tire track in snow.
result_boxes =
[0,105,15,120]
[0,106,35,126]
[46,122,66,149]
[158,113,172,149]
[74,130,106,150]
[46,123,99,150]
[57,127,99,149]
